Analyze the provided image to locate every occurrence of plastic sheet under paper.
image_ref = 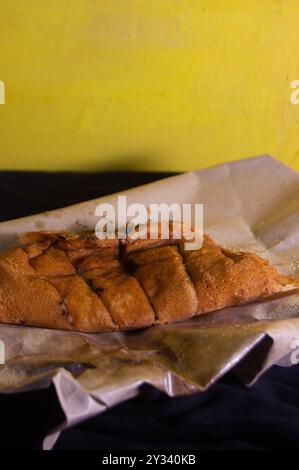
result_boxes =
[0,155,299,449]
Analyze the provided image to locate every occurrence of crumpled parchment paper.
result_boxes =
[0,155,299,449]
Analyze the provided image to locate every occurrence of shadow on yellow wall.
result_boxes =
[0,0,299,172]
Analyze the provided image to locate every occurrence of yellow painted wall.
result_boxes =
[0,0,299,172]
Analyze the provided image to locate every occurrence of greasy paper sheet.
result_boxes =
[0,155,299,449]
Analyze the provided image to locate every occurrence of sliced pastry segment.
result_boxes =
[0,223,296,332]
[48,275,116,332]
[180,235,297,313]
[79,259,155,330]
[0,248,71,330]
[124,245,198,323]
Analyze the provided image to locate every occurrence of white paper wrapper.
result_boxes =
[0,155,299,449]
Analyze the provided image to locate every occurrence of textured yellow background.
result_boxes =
[0,0,299,172]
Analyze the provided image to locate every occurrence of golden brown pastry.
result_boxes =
[0,224,297,332]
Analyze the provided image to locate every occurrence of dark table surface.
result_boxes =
[0,171,299,450]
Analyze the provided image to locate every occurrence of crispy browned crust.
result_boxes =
[0,224,297,332]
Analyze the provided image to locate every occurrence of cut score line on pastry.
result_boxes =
[94,196,203,251]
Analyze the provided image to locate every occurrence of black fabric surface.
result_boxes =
[0,170,298,450]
